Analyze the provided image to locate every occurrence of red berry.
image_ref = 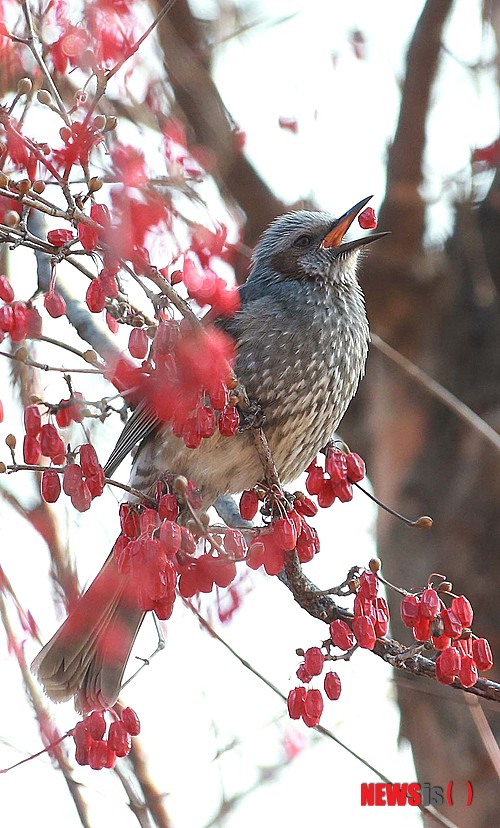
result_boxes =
[324,671,342,701]
[108,721,131,757]
[459,654,478,688]
[436,646,461,685]
[419,588,440,620]
[23,434,41,464]
[0,305,14,333]
[196,405,216,438]
[451,595,473,628]
[329,619,355,650]
[401,594,420,627]
[317,478,337,508]
[246,540,266,570]
[0,275,14,303]
[296,663,312,683]
[41,469,61,502]
[224,528,247,560]
[287,687,306,720]
[24,404,41,436]
[441,608,463,640]
[128,328,148,359]
[305,464,325,496]
[63,463,83,494]
[352,615,376,649]
[80,443,101,477]
[73,720,92,749]
[373,596,390,637]
[358,207,377,229]
[303,688,323,723]
[332,478,353,503]
[239,489,259,521]
[219,405,239,436]
[75,746,90,766]
[358,571,378,599]
[88,739,109,770]
[160,519,182,556]
[87,710,106,740]
[47,228,74,246]
[71,479,92,512]
[86,279,106,312]
[325,448,347,483]
[158,493,179,522]
[182,416,202,449]
[40,423,63,458]
[273,516,297,551]
[294,495,318,517]
[304,647,324,677]
[345,452,365,482]
[412,616,431,642]
[472,638,493,671]
[121,706,141,736]
[119,503,141,538]
[44,290,66,318]
[432,633,451,651]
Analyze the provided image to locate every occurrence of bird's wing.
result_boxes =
[103,400,159,478]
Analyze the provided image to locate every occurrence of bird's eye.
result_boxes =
[293,234,313,249]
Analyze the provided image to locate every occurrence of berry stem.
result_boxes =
[353,482,433,528]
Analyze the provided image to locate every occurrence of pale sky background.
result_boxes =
[0,1,498,826]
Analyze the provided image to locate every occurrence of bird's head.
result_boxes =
[250,196,387,287]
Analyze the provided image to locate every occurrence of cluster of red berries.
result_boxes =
[182,255,239,317]
[40,442,106,512]
[23,405,65,466]
[287,569,390,727]
[305,446,365,508]
[72,707,140,770]
[0,276,42,342]
[401,587,493,687]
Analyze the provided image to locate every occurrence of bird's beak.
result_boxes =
[321,195,389,252]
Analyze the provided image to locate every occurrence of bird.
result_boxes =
[32,195,386,713]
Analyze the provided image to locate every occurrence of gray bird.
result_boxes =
[32,196,386,713]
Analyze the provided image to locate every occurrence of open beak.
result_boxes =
[320,195,389,253]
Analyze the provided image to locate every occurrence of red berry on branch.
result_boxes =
[80,443,101,477]
[159,520,182,556]
[373,596,390,637]
[128,328,148,359]
[158,494,179,522]
[352,615,377,649]
[459,654,478,688]
[358,571,378,599]
[63,463,83,495]
[332,478,354,503]
[432,633,451,651]
[413,616,431,642]
[324,671,342,701]
[239,489,259,521]
[305,463,325,496]
[197,405,216,438]
[119,503,141,538]
[71,479,92,512]
[317,478,337,508]
[329,619,355,650]
[296,663,312,683]
[87,710,106,740]
[224,528,247,560]
[11,302,28,341]
[273,516,298,551]
[472,638,493,671]
[246,540,266,570]
[47,228,75,246]
[436,646,461,685]
[23,434,41,464]
[121,707,141,736]
[41,469,61,503]
[44,290,66,318]
[0,275,14,303]
[86,279,106,312]
[358,207,377,229]
[441,608,463,640]
[108,721,131,757]
[287,687,306,720]
[219,405,239,436]
[419,588,440,620]
[294,494,318,517]
[303,688,323,724]
[325,448,347,483]
[304,647,325,677]
[40,423,64,459]
[89,739,109,770]
[401,594,420,627]
[345,451,365,482]
[451,595,473,628]
[24,404,41,437]
[73,720,92,749]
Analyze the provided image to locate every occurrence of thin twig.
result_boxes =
[371,332,500,453]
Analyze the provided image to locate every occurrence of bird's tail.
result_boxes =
[31,553,145,714]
